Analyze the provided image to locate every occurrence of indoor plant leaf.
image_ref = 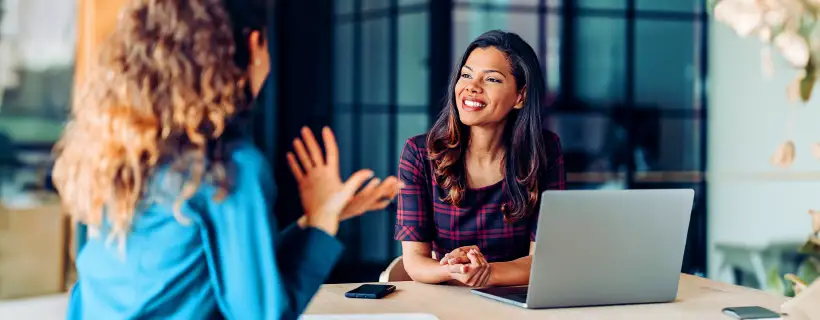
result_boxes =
[767,265,787,295]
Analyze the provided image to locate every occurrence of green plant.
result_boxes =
[711,0,820,295]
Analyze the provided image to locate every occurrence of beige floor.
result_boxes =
[0,294,67,319]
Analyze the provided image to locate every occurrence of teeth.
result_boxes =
[464,100,486,108]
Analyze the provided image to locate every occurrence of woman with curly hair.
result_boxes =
[395,30,566,288]
[54,0,400,318]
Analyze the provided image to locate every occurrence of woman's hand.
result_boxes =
[444,248,491,287]
[439,246,476,266]
[340,175,403,220]
[287,126,374,236]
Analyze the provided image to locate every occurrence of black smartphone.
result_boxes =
[722,306,781,319]
[344,284,396,299]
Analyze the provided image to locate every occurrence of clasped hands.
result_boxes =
[440,245,492,288]
[286,126,403,236]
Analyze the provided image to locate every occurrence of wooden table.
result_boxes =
[305,274,788,319]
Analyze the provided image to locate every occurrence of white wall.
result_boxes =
[707,24,820,281]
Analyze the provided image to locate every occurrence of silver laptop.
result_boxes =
[472,189,694,309]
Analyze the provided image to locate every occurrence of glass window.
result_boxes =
[651,118,701,172]
[361,18,390,105]
[0,0,73,145]
[336,0,355,15]
[577,0,626,10]
[396,113,430,158]
[356,112,393,262]
[634,20,699,110]
[452,9,539,66]
[359,113,391,179]
[454,0,542,5]
[545,13,561,94]
[334,23,354,104]
[332,112,356,178]
[398,12,429,107]
[573,17,626,106]
[399,0,429,7]
[362,0,389,12]
[636,0,702,13]
[544,114,615,173]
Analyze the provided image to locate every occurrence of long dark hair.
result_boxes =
[426,30,548,222]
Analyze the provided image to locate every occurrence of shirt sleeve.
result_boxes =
[203,145,343,320]
[530,132,567,242]
[394,137,435,242]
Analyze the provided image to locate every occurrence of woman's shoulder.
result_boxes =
[401,133,430,159]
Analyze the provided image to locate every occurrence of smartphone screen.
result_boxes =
[722,306,781,319]
[345,284,396,299]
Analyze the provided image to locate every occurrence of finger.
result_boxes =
[359,178,381,195]
[322,127,339,169]
[449,256,471,265]
[440,253,450,265]
[467,250,482,265]
[286,152,304,182]
[293,138,314,169]
[300,127,325,166]
[366,200,392,211]
[379,177,402,199]
[447,263,467,273]
[469,266,487,286]
[477,266,492,287]
[338,169,375,199]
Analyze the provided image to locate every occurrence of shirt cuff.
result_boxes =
[299,227,344,270]
[394,224,429,242]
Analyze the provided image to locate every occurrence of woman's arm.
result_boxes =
[486,242,535,286]
[205,145,342,320]
[395,137,443,283]
[401,241,453,284]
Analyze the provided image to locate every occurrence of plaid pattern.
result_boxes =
[395,131,567,263]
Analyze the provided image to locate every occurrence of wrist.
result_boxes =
[305,212,339,236]
[486,262,498,286]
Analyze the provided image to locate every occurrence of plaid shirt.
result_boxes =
[394,131,567,263]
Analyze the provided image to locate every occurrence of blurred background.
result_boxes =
[0,0,817,302]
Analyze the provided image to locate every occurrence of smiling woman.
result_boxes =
[395,30,566,288]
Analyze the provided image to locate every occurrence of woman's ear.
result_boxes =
[514,87,527,110]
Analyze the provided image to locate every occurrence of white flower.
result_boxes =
[774,31,811,67]
[714,0,765,37]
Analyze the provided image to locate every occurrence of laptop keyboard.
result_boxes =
[503,292,528,303]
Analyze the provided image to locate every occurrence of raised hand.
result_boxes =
[341,175,403,221]
[287,126,403,234]
[287,126,372,235]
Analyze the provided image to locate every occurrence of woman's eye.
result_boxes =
[460,73,472,79]
[487,77,501,83]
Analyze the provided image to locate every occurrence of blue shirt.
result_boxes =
[67,140,343,320]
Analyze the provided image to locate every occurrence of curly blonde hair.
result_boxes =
[53,0,263,245]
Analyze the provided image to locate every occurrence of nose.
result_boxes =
[463,78,482,94]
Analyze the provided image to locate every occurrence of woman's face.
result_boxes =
[454,47,525,128]
[247,30,271,97]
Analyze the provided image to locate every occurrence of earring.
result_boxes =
[253,59,262,67]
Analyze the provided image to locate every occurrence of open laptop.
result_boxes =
[472,189,694,309]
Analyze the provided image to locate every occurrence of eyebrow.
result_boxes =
[463,65,506,77]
